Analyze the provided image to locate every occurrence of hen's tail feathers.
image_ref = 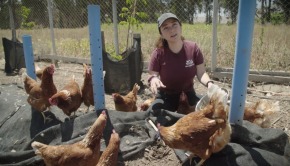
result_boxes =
[208,84,228,107]
[22,72,29,82]
[132,83,140,95]
[35,64,41,71]
[22,72,37,90]
[196,85,228,112]
[83,63,88,77]
[254,99,280,128]
[83,63,88,69]
[31,141,46,155]
[103,71,106,79]
[206,84,229,119]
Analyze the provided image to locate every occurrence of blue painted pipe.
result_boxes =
[88,5,105,112]
[22,35,36,80]
[229,0,256,125]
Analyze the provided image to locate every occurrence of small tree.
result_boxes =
[119,0,148,57]
[20,6,35,29]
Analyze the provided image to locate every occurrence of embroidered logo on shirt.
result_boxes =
[185,59,194,68]
[162,62,166,66]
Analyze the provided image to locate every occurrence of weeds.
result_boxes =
[0,24,289,71]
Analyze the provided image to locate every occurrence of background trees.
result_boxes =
[0,0,289,29]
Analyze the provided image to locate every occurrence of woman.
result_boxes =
[148,12,214,112]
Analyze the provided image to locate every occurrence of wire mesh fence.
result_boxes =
[0,0,289,71]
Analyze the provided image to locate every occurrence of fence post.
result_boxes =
[88,5,105,112]
[112,0,119,55]
[211,0,218,72]
[8,2,17,70]
[229,0,256,125]
[22,35,36,80]
[47,0,57,67]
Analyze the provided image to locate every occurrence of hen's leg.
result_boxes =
[41,112,47,124]
[185,152,200,166]
[196,159,206,166]
[41,112,53,124]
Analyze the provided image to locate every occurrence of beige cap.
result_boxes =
[157,13,180,27]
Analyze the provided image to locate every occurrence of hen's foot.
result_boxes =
[41,112,53,124]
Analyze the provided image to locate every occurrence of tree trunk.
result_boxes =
[266,0,272,22]
[261,0,265,25]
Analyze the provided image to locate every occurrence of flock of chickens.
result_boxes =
[22,63,280,166]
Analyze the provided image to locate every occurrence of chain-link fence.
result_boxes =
[0,0,290,71]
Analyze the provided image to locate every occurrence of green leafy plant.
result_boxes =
[119,0,148,57]
[106,43,126,61]
[270,12,284,25]
[20,6,35,29]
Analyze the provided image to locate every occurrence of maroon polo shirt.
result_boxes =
[149,40,204,93]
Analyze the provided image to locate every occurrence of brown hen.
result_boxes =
[140,97,155,111]
[244,99,280,128]
[176,91,195,115]
[112,83,140,112]
[31,110,107,166]
[96,129,120,166]
[81,64,94,112]
[49,76,82,117]
[158,85,231,166]
[23,64,57,123]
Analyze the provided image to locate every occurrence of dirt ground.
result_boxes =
[1,59,289,166]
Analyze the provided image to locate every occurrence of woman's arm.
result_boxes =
[196,63,214,88]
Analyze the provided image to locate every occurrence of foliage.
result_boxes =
[106,43,126,61]
[119,0,148,29]
[1,0,290,29]
[203,0,213,24]
[273,0,290,24]
[22,0,48,27]
[20,6,35,29]
[270,12,284,25]
[0,3,10,29]
[109,53,123,61]
[119,0,148,58]
[219,0,239,24]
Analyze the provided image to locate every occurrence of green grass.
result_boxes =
[0,23,289,71]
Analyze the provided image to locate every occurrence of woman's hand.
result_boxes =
[150,77,166,94]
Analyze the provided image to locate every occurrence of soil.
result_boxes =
[0,59,289,166]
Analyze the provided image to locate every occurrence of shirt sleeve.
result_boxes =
[194,44,204,65]
[148,49,161,72]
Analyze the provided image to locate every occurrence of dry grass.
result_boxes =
[0,23,289,71]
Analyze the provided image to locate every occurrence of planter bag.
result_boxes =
[2,38,26,74]
[103,35,143,94]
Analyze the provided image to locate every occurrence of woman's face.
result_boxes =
[160,18,182,43]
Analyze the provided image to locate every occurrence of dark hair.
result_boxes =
[154,36,185,48]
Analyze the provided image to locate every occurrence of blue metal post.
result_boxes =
[22,35,36,80]
[229,0,256,125]
[88,5,105,112]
